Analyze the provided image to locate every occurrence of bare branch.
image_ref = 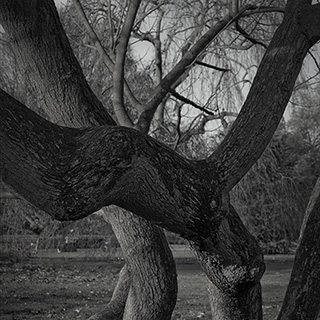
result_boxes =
[170,89,214,116]
[195,60,231,72]
[278,178,320,320]
[72,0,144,118]
[152,8,166,128]
[235,21,267,49]
[308,49,320,72]
[178,112,238,145]
[204,111,239,122]
[113,0,141,128]
[209,0,320,192]
[106,0,115,50]
[136,4,252,133]
[174,102,183,149]
[72,0,114,70]
[241,6,285,17]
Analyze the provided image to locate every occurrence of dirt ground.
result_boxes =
[0,255,310,320]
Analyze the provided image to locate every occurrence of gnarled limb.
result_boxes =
[1,89,264,319]
[72,0,144,114]
[2,1,320,319]
[105,208,177,320]
[210,0,320,192]
[0,0,115,127]
[0,89,217,236]
[0,1,177,318]
[136,4,252,133]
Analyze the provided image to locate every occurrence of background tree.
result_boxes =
[1,0,320,319]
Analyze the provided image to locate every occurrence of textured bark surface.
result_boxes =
[1,0,320,319]
[0,0,115,128]
[0,1,177,318]
[0,87,265,320]
[209,0,320,191]
[104,208,177,320]
[194,205,265,320]
[207,280,262,320]
[277,178,320,320]
[87,265,130,320]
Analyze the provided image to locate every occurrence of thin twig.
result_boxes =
[169,89,215,116]
[235,20,267,49]
[195,60,230,72]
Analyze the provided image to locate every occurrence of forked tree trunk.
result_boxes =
[0,1,177,318]
[102,208,177,320]
[1,89,265,319]
[1,0,320,320]
[191,204,265,320]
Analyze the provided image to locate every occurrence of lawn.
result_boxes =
[0,253,306,320]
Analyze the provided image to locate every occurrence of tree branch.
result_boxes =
[235,21,267,49]
[0,0,116,128]
[308,49,320,72]
[0,88,219,240]
[87,265,129,320]
[170,89,215,115]
[209,0,320,192]
[72,0,144,115]
[151,8,165,128]
[1,88,265,300]
[278,178,320,320]
[241,6,285,17]
[112,0,141,127]
[195,60,231,72]
[178,112,238,146]
[135,4,252,134]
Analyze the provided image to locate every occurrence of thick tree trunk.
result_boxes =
[0,1,177,318]
[87,265,130,320]
[207,281,262,320]
[1,0,320,319]
[277,178,320,320]
[192,205,264,320]
[104,208,177,320]
[1,89,265,319]
[210,0,320,192]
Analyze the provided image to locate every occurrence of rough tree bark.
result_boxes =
[1,0,320,319]
[0,1,177,319]
[277,178,320,320]
[87,265,130,320]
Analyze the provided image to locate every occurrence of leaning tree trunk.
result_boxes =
[189,1,320,318]
[103,208,177,319]
[0,0,177,318]
[277,178,320,320]
[1,1,320,320]
[87,265,130,320]
[192,205,264,320]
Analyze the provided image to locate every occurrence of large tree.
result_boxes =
[0,0,320,319]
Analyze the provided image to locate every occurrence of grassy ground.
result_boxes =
[0,253,305,320]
